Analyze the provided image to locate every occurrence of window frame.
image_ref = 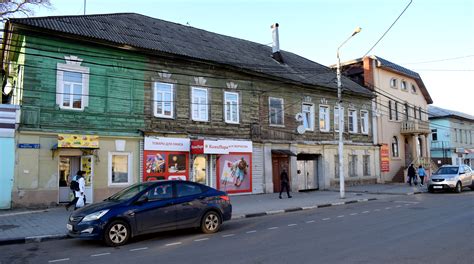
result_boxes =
[334,106,344,132]
[153,82,174,119]
[56,62,89,111]
[363,155,370,176]
[391,136,399,158]
[302,102,315,131]
[390,78,398,89]
[360,110,369,135]
[431,129,438,141]
[108,152,133,186]
[224,91,240,124]
[401,80,408,91]
[191,87,209,122]
[269,97,284,126]
[348,109,358,133]
[411,84,417,94]
[319,105,330,132]
[348,154,358,177]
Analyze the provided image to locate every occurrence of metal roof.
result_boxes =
[428,105,474,121]
[8,13,372,96]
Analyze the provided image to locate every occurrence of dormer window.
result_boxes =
[390,78,398,88]
[401,80,408,91]
[411,84,417,93]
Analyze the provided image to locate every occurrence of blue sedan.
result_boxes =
[67,180,232,246]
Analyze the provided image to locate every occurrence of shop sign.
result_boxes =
[191,140,252,154]
[18,143,40,149]
[380,144,390,172]
[58,134,99,148]
[144,137,190,151]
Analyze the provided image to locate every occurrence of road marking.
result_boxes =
[91,253,111,257]
[194,238,209,242]
[306,220,315,223]
[322,218,331,221]
[394,201,418,204]
[396,205,402,208]
[374,209,381,212]
[350,213,358,216]
[362,211,370,214]
[288,224,297,227]
[268,227,279,230]
[222,234,235,237]
[130,247,148,252]
[337,215,345,218]
[385,207,392,210]
[404,204,411,206]
[246,230,257,234]
[165,242,182,247]
[48,259,69,263]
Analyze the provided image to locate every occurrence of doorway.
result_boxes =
[296,154,319,191]
[272,156,289,193]
[193,155,208,186]
[58,156,80,203]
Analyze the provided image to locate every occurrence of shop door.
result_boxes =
[81,155,94,204]
[272,157,289,193]
[58,156,80,203]
[193,156,208,186]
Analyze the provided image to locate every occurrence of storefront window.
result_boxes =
[109,152,132,185]
[193,156,207,185]
[217,154,252,193]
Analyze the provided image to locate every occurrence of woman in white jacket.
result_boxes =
[75,171,86,210]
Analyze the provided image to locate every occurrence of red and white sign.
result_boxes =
[144,137,190,152]
[191,140,252,154]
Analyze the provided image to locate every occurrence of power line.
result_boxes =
[402,54,474,65]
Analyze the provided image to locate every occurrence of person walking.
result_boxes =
[418,165,426,186]
[75,171,86,210]
[407,164,417,186]
[279,168,292,199]
[65,170,81,211]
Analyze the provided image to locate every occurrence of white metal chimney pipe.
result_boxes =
[271,23,280,53]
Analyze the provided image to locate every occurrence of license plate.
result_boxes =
[433,186,442,189]
[67,224,72,231]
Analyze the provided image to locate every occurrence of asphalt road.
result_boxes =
[0,192,473,264]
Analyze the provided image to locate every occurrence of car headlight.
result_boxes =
[82,209,109,222]
[445,176,456,181]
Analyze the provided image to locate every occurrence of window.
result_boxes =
[334,106,344,132]
[224,92,239,123]
[391,137,399,157]
[414,107,417,119]
[363,155,370,176]
[108,152,132,186]
[389,101,393,120]
[302,103,315,131]
[395,102,399,120]
[177,182,204,197]
[390,78,398,88]
[404,103,409,120]
[419,107,422,120]
[146,183,173,200]
[56,62,89,110]
[348,109,358,133]
[348,155,357,177]
[191,87,208,121]
[360,110,369,134]
[401,80,407,91]
[319,105,330,132]
[411,84,417,93]
[334,155,339,179]
[154,82,174,118]
[269,97,284,125]
[454,128,457,142]
[431,129,438,141]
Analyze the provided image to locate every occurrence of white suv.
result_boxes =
[428,165,474,193]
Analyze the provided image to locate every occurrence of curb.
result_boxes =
[0,234,68,246]
[231,197,378,220]
[327,190,426,196]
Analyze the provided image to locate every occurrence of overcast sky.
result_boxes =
[30,0,474,115]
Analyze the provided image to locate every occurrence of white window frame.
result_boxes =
[334,106,344,132]
[153,82,174,118]
[390,78,398,89]
[108,152,133,186]
[302,103,315,131]
[392,136,399,157]
[360,110,369,135]
[191,87,209,122]
[319,105,330,132]
[224,91,239,124]
[411,84,417,94]
[56,62,89,111]
[401,80,408,91]
[269,97,284,126]
[348,109,358,133]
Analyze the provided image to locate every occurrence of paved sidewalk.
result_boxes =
[0,183,424,246]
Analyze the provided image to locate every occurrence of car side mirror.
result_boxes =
[135,196,148,205]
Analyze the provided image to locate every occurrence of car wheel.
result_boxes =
[201,211,221,234]
[454,182,462,193]
[104,220,130,247]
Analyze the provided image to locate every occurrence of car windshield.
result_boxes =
[435,167,459,175]
[106,182,154,201]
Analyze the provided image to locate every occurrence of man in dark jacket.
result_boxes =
[279,168,292,199]
[407,164,417,186]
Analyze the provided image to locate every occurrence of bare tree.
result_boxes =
[1,0,51,21]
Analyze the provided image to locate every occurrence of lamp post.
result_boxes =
[337,27,361,199]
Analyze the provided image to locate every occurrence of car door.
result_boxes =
[458,166,467,187]
[463,165,471,186]
[133,183,176,234]
[174,182,208,228]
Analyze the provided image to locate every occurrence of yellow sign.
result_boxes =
[58,134,99,148]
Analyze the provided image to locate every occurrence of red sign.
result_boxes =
[380,144,390,172]
[191,140,205,154]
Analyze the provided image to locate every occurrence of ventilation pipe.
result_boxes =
[271,23,283,63]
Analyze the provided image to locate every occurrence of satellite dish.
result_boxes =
[295,113,304,122]
[296,125,305,134]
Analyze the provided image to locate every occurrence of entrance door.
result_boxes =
[272,157,289,193]
[58,156,80,203]
[296,159,319,191]
[81,155,94,204]
[193,155,208,186]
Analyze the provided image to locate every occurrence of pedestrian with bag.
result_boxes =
[75,171,86,210]
[407,164,417,186]
[418,165,426,186]
[279,168,292,199]
[65,170,81,210]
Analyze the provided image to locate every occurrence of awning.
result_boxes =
[271,149,297,156]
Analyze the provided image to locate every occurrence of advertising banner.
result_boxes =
[143,151,189,182]
[58,134,99,148]
[381,144,390,172]
[216,153,252,194]
[144,137,190,152]
[191,140,252,154]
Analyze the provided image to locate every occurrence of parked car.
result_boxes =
[67,180,232,246]
[428,165,474,193]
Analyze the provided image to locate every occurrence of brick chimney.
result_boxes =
[363,56,375,90]
[271,23,284,63]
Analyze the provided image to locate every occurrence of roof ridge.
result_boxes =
[9,12,136,21]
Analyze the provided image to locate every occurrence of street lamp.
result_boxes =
[337,26,361,199]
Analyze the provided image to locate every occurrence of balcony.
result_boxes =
[400,120,430,135]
